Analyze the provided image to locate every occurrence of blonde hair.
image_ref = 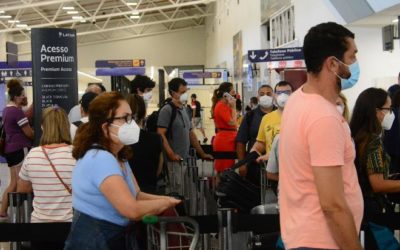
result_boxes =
[339,93,350,122]
[40,106,71,145]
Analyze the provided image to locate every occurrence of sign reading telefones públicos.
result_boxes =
[31,28,78,144]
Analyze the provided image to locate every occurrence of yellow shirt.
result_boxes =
[256,110,282,154]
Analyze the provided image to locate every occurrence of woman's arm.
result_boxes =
[368,173,400,193]
[21,124,34,140]
[17,179,33,193]
[100,175,180,221]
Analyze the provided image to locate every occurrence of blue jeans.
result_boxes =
[64,210,138,250]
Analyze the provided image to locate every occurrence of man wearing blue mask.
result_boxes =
[278,22,363,250]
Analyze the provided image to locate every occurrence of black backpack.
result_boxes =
[145,101,177,138]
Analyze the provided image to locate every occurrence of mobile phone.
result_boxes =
[223,92,234,100]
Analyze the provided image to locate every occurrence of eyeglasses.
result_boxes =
[276,90,291,95]
[378,107,393,114]
[108,114,134,124]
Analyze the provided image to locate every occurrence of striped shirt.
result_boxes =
[19,145,76,222]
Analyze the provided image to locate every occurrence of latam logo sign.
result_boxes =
[58,31,76,38]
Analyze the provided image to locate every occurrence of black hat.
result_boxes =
[81,92,98,113]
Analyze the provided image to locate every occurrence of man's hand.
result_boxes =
[256,153,269,163]
[200,153,214,161]
[167,151,182,162]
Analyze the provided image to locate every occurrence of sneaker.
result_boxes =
[203,137,208,144]
[0,215,8,223]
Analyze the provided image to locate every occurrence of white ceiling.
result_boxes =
[351,3,400,27]
[0,0,215,46]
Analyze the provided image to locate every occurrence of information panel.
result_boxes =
[31,28,78,144]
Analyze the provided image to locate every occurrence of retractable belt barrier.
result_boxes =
[200,145,237,160]
[1,212,400,242]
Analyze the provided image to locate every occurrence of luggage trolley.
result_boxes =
[143,215,200,250]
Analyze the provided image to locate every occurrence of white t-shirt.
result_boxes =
[70,116,89,140]
[19,145,76,222]
[68,104,81,123]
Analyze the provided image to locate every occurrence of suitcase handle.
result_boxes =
[229,151,260,171]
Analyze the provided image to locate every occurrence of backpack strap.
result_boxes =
[72,120,83,128]
[245,110,255,137]
[166,102,178,139]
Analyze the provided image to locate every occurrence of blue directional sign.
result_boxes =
[183,71,222,79]
[248,47,304,63]
[96,67,145,76]
[95,59,145,68]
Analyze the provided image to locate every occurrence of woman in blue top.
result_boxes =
[64,92,180,250]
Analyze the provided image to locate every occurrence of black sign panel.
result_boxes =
[31,28,78,144]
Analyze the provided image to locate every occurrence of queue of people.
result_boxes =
[1,21,400,250]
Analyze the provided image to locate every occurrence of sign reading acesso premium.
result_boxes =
[31,28,78,144]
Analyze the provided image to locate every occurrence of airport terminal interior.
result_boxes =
[0,0,399,249]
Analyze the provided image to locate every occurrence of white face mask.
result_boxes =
[382,112,395,130]
[259,95,274,108]
[276,93,289,108]
[336,105,344,115]
[111,121,140,145]
[179,92,188,103]
[143,91,152,102]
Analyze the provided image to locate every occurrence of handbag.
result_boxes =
[368,222,400,250]
[41,146,72,194]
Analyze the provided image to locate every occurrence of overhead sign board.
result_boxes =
[182,71,222,79]
[248,47,304,63]
[96,67,146,76]
[95,59,146,68]
[31,28,78,144]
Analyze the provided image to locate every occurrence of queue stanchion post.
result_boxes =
[199,177,211,249]
[218,208,233,250]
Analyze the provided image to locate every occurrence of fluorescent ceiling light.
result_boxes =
[8,20,20,23]
[72,15,84,20]
[78,71,103,82]
[67,11,79,14]
[62,6,75,10]
[16,24,28,28]
[127,2,138,6]
[0,15,12,19]
[131,10,139,15]
[80,20,86,23]
[130,15,140,19]
[0,10,5,14]
[392,19,398,23]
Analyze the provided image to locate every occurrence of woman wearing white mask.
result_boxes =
[350,88,399,217]
[64,92,180,250]
[336,93,350,122]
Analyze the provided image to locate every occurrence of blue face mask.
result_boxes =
[334,59,360,90]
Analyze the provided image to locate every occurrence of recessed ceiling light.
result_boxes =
[67,11,79,14]
[8,20,20,23]
[392,18,398,23]
[0,15,12,19]
[130,15,140,19]
[126,0,138,6]
[62,6,75,10]
[16,24,28,28]
[72,15,84,20]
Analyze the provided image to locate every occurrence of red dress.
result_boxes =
[212,101,237,172]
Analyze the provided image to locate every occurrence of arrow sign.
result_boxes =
[248,50,269,63]
[250,51,257,60]
[248,47,304,63]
